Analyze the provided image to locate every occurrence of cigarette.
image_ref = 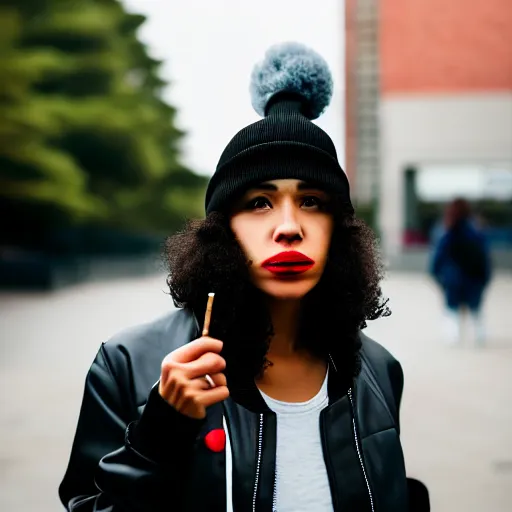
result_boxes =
[202,292,215,336]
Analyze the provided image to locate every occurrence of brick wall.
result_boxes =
[380,0,512,94]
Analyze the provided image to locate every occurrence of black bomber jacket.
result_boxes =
[59,308,429,511]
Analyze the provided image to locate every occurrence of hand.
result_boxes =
[159,337,229,419]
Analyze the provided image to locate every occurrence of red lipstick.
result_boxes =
[261,251,315,275]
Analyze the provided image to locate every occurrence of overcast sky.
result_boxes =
[122,0,345,176]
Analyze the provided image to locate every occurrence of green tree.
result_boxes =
[0,0,206,244]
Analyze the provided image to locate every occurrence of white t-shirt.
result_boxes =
[258,370,334,512]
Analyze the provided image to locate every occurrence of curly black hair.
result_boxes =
[164,197,390,390]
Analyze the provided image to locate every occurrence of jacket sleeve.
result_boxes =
[59,344,203,511]
[388,358,404,434]
[429,234,449,283]
[386,355,431,510]
[359,335,404,433]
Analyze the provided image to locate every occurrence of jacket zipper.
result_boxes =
[348,388,375,512]
[272,468,277,512]
[252,413,278,512]
[252,413,264,512]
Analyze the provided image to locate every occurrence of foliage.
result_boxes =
[0,0,206,242]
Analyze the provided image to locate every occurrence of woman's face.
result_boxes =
[230,179,333,300]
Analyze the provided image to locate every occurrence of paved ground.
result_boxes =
[0,271,511,511]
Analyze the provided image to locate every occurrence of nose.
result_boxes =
[272,200,303,245]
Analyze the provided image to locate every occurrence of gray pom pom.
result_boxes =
[250,42,333,120]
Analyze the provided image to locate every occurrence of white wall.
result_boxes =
[378,92,512,255]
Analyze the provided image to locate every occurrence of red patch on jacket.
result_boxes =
[204,429,226,452]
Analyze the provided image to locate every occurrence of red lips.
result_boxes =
[261,251,315,275]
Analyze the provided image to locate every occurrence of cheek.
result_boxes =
[314,219,334,260]
[230,218,257,260]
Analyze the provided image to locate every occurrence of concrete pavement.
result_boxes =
[0,272,511,511]
[365,273,512,512]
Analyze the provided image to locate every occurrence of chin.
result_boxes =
[257,278,319,301]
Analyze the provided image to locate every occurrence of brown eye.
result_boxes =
[301,196,323,209]
[247,197,272,210]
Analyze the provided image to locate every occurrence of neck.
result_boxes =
[257,297,328,401]
[266,298,302,357]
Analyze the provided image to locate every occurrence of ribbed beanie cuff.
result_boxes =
[205,142,350,214]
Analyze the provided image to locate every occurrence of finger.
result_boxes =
[208,372,227,388]
[160,373,187,405]
[172,372,226,393]
[184,352,226,379]
[197,386,230,408]
[166,337,223,364]
[160,366,226,405]
[174,386,229,417]
[174,386,199,413]
[192,372,227,390]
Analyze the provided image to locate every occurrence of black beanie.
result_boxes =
[205,42,352,215]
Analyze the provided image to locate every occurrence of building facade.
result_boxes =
[345,0,512,255]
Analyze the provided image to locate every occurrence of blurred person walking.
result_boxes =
[430,198,492,345]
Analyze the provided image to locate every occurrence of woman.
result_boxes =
[430,198,492,345]
[60,43,428,511]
